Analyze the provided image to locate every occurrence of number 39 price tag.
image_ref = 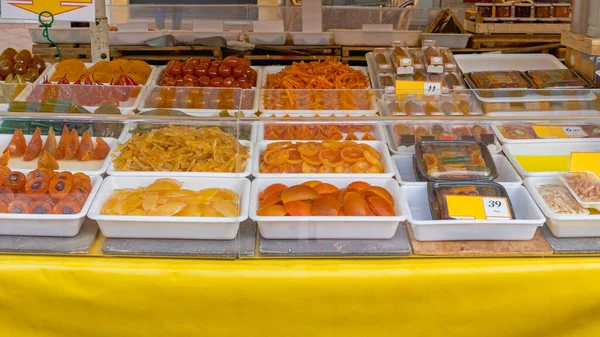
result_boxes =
[482,197,512,219]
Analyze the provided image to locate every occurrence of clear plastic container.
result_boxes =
[525,69,592,89]
[373,48,392,72]
[428,181,515,220]
[493,123,600,143]
[558,172,600,210]
[537,183,589,215]
[404,184,544,241]
[415,140,498,181]
[466,71,533,90]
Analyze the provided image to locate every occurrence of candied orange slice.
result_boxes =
[177,204,206,217]
[335,165,352,173]
[38,150,59,170]
[343,191,370,216]
[257,204,287,216]
[366,165,383,173]
[423,153,437,168]
[263,149,289,166]
[210,200,239,217]
[359,144,380,159]
[311,196,339,216]
[301,162,319,173]
[351,161,369,173]
[340,146,365,163]
[363,186,394,207]
[364,149,381,166]
[4,128,26,156]
[313,183,339,195]
[148,201,187,216]
[361,133,376,141]
[266,141,293,150]
[146,178,183,191]
[76,131,93,161]
[281,185,320,204]
[54,126,70,160]
[320,140,343,149]
[300,153,321,166]
[297,143,319,157]
[259,183,288,201]
[345,132,359,141]
[142,192,159,212]
[284,200,312,216]
[287,149,303,165]
[0,151,9,166]
[24,127,43,161]
[319,149,344,168]
[347,181,371,190]
[91,137,110,160]
[366,195,395,216]
[315,167,331,174]
[301,181,322,188]
[259,190,283,209]
[44,127,57,155]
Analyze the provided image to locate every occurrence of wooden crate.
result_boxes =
[109,45,222,63]
[243,45,341,65]
[464,9,571,35]
[565,47,600,85]
[469,33,562,51]
[32,44,92,63]
[561,31,600,56]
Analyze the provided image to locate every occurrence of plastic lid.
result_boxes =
[415,140,498,181]
[558,172,600,211]
[525,69,591,89]
[466,71,533,89]
[427,181,514,220]
[537,184,590,215]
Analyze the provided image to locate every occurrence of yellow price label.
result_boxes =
[533,126,588,139]
[445,195,512,220]
[569,152,600,177]
[396,80,442,97]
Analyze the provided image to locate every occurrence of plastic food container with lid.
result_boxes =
[525,176,600,237]
[415,140,498,182]
[525,69,592,91]
[558,172,600,211]
[493,123,600,143]
[403,183,544,241]
[428,181,515,220]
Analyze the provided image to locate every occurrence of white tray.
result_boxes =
[259,65,377,116]
[503,141,600,177]
[525,176,600,238]
[107,140,252,178]
[393,154,523,187]
[247,32,288,45]
[492,123,600,144]
[255,121,387,142]
[402,184,545,241]
[0,134,117,176]
[88,176,251,240]
[168,30,240,43]
[290,32,331,45]
[331,29,420,47]
[421,33,471,49]
[30,27,91,44]
[17,63,158,115]
[138,65,261,117]
[252,140,395,179]
[108,31,166,46]
[454,54,567,73]
[0,175,102,237]
[250,177,407,239]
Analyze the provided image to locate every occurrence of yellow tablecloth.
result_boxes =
[1,255,599,337]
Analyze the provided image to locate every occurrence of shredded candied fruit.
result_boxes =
[100,178,239,217]
[112,126,250,173]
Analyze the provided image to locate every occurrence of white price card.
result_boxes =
[423,82,442,96]
[561,126,588,138]
[483,197,512,219]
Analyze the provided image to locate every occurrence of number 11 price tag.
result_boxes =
[423,82,441,96]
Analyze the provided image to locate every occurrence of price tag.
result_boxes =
[396,80,442,96]
[569,152,600,178]
[532,126,588,138]
[445,195,512,220]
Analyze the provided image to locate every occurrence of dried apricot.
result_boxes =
[301,181,322,188]
[347,181,371,191]
[311,196,339,216]
[313,183,339,195]
[257,204,287,216]
[281,185,320,204]
[284,200,312,216]
[342,191,370,216]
